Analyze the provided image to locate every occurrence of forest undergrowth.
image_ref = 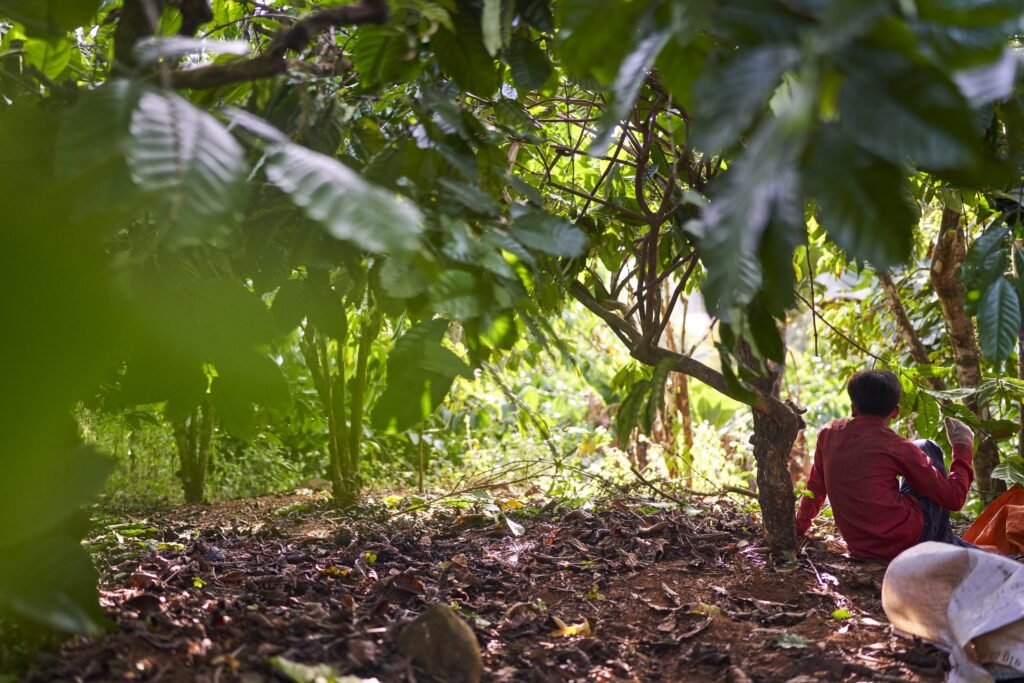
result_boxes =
[21,487,947,683]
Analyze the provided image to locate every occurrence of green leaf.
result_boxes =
[517,0,553,32]
[557,0,647,83]
[644,359,676,433]
[303,271,348,340]
[128,90,246,245]
[962,225,1009,296]
[838,70,977,171]
[914,392,940,440]
[271,279,308,334]
[954,47,1022,105]
[692,47,797,153]
[507,35,552,92]
[512,209,588,257]
[481,0,503,56]
[992,456,1024,488]
[0,525,108,635]
[57,79,144,178]
[268,656,361,683]
[832,608,852,620]
[23,36,70,79]
[806,126,917,270]
[431,8,499,96]
[378,257,430,299]
[616,379,650,444]
[351,25,416,89]
[698,119,803,316]
[121,343,206,410]
[0,0,101,35]
[979,418,1020,440]
[431,271,483,319]
[592,29,671,153]
[655,37,709,111]
[265,142,423,254]
[977,277,1020,361]
[747,304,784,364]
[372,319,467,432]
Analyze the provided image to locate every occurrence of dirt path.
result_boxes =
[25,492,946,682]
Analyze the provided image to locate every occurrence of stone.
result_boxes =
[397,604,482,683]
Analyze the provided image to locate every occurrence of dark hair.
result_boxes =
[847,370,902,417]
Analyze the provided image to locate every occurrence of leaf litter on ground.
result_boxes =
[22,488,951,682]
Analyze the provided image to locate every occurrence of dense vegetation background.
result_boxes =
[2,0,1024,677]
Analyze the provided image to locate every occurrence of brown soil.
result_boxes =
[24,492,947,682]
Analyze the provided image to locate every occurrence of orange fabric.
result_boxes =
[963,486,1024,555]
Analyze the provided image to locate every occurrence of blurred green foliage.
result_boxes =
[2,0,1024,653]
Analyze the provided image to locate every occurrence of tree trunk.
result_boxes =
[300,326,355,506]
[172,400,214,504]
[346,308,380,496]
[878,272,944,391]
[662,293,695,482]
[930,207,1004,503]
[737,340,802,555]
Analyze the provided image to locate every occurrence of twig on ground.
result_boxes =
[630,466,757,503]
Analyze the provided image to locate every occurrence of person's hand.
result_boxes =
[944,416,975,447]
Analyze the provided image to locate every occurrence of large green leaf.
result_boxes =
[914,391,941,440]
[431,7,499,96]
[992,456,1024,488]
[592,29,671,153]
[616,379,650,444]
[57,79,144,178]
[0,0,101,35]
[481,0,504,56]
[977,276,1020,361]
[805,126,917,270]
[698,119,803,316]
[655,36,709,111]
[128,90,246,245]
[265,142,423,254]
[962,225,1010,298]
[644,359,676,433]
[0,524,108,635]
[837,68,977,171]
[511,209,588,257]
[507,35,553,92]
[351,26,417,89]
[692,46,797,153]
[556,0,647,83]
[372,319,470,432]
[23,36,70,79]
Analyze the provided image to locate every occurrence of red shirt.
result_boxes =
[795,415,974,561]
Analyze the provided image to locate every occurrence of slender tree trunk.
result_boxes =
[172,400,214,504]
[300,326,351,505]
[738,340,802,555]
[662,292,694,482]
[930,207,1004,503]
[347,308,380,491]
[878,272,945,391]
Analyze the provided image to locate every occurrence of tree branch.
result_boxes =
[163,0,388,89]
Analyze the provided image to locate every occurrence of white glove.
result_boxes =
[944,416,975,447]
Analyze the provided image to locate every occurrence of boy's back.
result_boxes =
[797,413,974,560]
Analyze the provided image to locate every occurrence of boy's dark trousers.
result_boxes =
[900,439,976,549]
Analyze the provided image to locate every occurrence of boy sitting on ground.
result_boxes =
[796,370,976,561]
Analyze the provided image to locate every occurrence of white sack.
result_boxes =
[882,542,1024,683]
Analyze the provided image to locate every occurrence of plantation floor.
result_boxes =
[26,491,948,682]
